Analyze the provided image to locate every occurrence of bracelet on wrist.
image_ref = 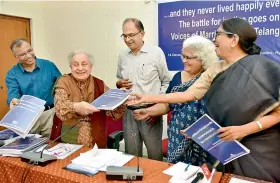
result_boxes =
[255,120,263,130]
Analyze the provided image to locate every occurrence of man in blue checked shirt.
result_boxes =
[5,38,61,137]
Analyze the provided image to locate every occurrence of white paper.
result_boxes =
[163,162,200,180]
[229,177,255,183]
[165,162,216,183]
[71,145,134,171]
[97,153,134,171]
[36,143,82,159]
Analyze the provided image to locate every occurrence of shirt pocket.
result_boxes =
[136,62,158,83]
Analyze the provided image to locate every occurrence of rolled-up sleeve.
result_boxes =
[5,70,20,105]
[157,49,171,94]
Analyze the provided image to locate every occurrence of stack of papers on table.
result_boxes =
[163,162,200,182]
[70,144,134,173]
[163,162,215,183]
[0,134,46,157]
[35,143,83,159]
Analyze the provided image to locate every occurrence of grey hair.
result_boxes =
[10,38,29,52]
[182,35,218,70]
[67,50,94,66]
[122,18,144,31]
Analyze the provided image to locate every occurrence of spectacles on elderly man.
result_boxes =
[121,31,142,40]
[181,54,198,60]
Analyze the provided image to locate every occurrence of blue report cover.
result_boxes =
[91,89,132,110]
[0,95,46,138]
[0,129,18,140]
[0,136,47,154]
[184,114,250,165]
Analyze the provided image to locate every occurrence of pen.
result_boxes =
[185,163,191,171]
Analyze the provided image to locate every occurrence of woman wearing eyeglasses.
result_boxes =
[129,18,280,182]
[134,35,218,166]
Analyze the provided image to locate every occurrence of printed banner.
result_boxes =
[158,0,280,70]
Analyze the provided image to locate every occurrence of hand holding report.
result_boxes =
[91,89,132,110]
[0,95,46,138]
[182,114,250,165]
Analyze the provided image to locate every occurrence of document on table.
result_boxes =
[164,162,216,183]
[36,143,83,159]
[163,162,200,180]
[71,144,133,171]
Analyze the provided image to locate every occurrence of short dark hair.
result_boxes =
[10,38,29,52]
[222,18,261,55]
[122,18,144,31]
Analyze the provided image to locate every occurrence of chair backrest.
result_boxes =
[107,131,124,150]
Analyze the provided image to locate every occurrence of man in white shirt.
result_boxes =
[116,18,171,160]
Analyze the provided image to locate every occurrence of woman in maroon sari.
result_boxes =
[129,18,280,182]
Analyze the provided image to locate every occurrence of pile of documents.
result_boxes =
[163,162,215,183]
[36,143,83,159]
[66,144,133,175]
[0,134,46,157]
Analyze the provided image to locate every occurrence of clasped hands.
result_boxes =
[133,108,159,125]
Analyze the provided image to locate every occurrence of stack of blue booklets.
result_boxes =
[0,129,18,140]
[183,114,250,165]
[0,135,47,156]
[91,89,132,110]
[0,95,46,138]
[0,129,19,147]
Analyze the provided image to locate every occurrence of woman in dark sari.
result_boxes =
[129,18,280,182]
[134,35,218,165]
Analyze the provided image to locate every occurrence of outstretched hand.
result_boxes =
[74,101,100,116]
[127,93,151,106]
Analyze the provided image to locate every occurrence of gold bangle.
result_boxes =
[256,121,263,130]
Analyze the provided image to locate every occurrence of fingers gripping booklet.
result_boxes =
[91,89,133,110]
[0,95,46,138]
[183,114,250,165]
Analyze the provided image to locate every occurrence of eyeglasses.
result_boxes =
[16,48,34,57]
[214,30,234,39]
[121,31,142,40]
[181,54,198,60]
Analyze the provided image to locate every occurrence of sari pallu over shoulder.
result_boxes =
[204,55,280,182]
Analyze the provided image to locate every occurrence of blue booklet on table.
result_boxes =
[91,89,132,110]
[183,114,250,165]
[0,135,47,155]
[0,95,46,138]
[0,129,18,140]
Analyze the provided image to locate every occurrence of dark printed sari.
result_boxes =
[205,55,280,182]
[166,72,213,166]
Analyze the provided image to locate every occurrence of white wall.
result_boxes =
[0,0,3,12]
[1,1,158,87]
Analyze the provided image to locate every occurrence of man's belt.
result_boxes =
[44,104,54,111]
